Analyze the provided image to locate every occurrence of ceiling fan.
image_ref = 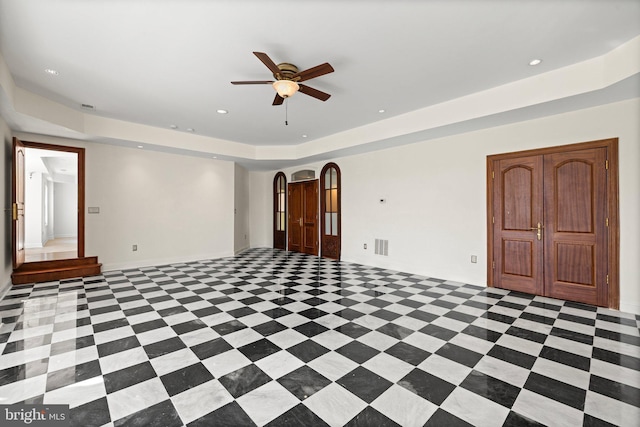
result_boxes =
[231,52,334,106]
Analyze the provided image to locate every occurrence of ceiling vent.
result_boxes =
[81,103,95,110]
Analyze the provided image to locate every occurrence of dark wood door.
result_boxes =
[288,180,318,256]
[493,155,544,296]
[543,148,608,306]
[12,137,26,269]
[490,142,613,307]
[288,182,303,253]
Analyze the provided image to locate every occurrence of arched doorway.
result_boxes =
[273,172,287,250]
[320,163,341,260]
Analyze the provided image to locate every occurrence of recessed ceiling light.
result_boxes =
[170,124,178,129]
[302,134,308,138]
[187,128,194,132]
[212,156,218,159]
[44,68,59,75]
[137,145,143,149]
[529,59,542,66]
[378,109,385,113]
[216,109,228,114]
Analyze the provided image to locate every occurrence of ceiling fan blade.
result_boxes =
[272,94,285,106]
[293,63,334,82]
[254,52,281,75]
[231,80,274,85]
[298,84,331,101]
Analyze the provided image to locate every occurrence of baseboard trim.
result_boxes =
[620,301,640,316]
[101,251,235,272]
[234,246,250,255]
[0,277,11,302]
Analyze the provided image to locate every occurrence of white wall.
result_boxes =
[15,134,236,271]
[250,98,640,315]
[0,115,11,294]
[249,170,271,248]
[53,181,77,238]
[25,171,44,248]
[234,163,250,253]
[45,180,54,241]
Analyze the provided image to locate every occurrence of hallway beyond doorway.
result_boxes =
[25,237,77,262]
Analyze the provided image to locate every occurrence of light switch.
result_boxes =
[88,207,100,214]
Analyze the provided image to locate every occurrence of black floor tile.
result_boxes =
[277,365,331,400]
[335,341,379,364]
[337,366,393,403]
[69,397,111,427]
[524,372,586,410]
[264,403,329,427]
[287,340,330,363]
[218,364,272,398]
[238,338,282,362]
[384,342,430,365]
[143,336,186,359]
[114,399,182,427]
[345,406,400,427]
[460,370,520,408]
[160,362,214,396]
[104,361,157,393]
[398,368,456,405]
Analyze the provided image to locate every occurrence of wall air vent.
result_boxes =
[81,103,95,110]
[292,169,315,182]
[375,239,389,256]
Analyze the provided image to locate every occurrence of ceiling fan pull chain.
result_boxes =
[285,98,289,126]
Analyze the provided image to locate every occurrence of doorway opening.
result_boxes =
[12,138,100,285]
[273,163,342,259]
[24,147,78,262]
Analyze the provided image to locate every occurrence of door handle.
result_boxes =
[529,222,543,241]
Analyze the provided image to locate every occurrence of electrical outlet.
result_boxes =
[133,245,138,252]
[364,243,367,250]
[471,255,477,263]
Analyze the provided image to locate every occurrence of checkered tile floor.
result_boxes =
[0,248,639,426]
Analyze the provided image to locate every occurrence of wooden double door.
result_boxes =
[488,139,618,308]
[288,180,319,256]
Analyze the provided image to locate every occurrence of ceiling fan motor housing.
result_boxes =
[275,63,299,80]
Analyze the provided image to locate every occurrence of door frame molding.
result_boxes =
[18,140,86,259]
[320,162,341,260]
[486,138,619,309]
[273,171,287,250]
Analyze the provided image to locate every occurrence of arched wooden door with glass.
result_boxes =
[320,163,341,260]
[273,172,287,250]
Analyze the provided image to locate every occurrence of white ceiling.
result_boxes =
[1,0,639,170]
[25,147,77,184]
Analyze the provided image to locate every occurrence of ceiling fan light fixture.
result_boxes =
[273,80,299,98]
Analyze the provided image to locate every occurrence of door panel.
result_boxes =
[288,183,303,253]
[288,180,318,256]
[302,181,319,255]
[320,163,341,260]
[493,155,544,296]
[544,148,607,306]
[12,137,25,269]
